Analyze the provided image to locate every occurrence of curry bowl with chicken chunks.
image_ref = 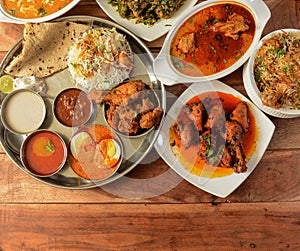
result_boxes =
[153,0,271,85]
[103,80,163,137]
[92,80,163,137]
[169,92,256,176]
[155,80,275,198]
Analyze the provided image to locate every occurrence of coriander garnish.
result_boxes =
[45,140,55,153]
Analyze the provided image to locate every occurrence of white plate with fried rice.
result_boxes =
[243,29,300,118]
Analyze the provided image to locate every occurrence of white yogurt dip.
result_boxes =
[1,89,46,134]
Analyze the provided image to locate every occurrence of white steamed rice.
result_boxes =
[67,27,133,90]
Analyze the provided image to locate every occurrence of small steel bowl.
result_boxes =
[20,129,67,177]
[53,88,94,128]
[1,89,46,134]
[67,124,124,181]
[102,82,163,138]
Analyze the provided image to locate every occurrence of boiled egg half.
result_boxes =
[97,139,121,168]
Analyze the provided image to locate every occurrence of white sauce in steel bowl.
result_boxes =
[1,89,46,134]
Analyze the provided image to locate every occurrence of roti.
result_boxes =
[4,22,90,78]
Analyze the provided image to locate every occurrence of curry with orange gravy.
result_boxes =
[3,0,73,19]
[169,92,257,178]
[170,3,255,77]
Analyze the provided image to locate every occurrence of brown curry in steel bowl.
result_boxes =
[153,0,271,85]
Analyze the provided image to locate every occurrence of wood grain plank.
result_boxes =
[297,0,300,28]
[263,0,298,34]
[0,202,299,250]
[0,148,299,203]
[0,24,23,52]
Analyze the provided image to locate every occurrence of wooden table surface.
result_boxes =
[0,0,299,250]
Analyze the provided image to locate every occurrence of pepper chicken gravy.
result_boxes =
[170,2,255,77]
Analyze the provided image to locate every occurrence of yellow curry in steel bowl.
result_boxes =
[0,0,79,22]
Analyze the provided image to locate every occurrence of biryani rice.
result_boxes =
[67,27,133,90]
[254,31,300,109]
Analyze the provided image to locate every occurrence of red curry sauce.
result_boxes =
[22,130,66,176]
[170,2,255,77]
[169,92,257,178]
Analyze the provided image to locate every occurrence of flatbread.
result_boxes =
[4,22,90,78]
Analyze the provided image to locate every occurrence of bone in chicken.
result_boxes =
[230,101,249,132]
[210,13,249,40]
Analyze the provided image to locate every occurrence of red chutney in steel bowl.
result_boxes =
[21,130,67,177]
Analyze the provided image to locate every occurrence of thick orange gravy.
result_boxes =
[169,92,257,178]
[4,0,73,19]
[170,2,255,77]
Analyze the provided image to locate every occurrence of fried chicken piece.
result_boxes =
[220,147,232,168]
[103,80,146,107]
[230,101,249,132]
[183,101,205,132]
[225,120,247,172]
[179,121,199,149]
[199,128,229,167]
[139,108,163,129]
[210,13,249,40]
[225,120,244,145]
[232,145,247,173]
[136,97,156,114]
[177,33,195,53]
[106,105,118,129]
[118,119,139,135]
[205,104,225,130]
[114,105,138,135]
[117,51,133,70]
[89,88,107,104]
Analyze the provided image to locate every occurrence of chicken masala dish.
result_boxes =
[169,92,257,178]
[170,3,255,77]
[4,0,73,19]
[97,80,163,136]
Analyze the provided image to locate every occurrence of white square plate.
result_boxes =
[96,0,197,41]
[155,80,275,198]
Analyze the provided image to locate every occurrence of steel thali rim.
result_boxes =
[0,15,166,189]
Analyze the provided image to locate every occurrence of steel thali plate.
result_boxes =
[0,16,166,189]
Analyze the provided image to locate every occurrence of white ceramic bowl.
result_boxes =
[0,0,80,23]
[243,29,300,118]
[153,0,271,86]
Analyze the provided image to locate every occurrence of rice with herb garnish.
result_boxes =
[254,31,300,109]
[67,28,133,90]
